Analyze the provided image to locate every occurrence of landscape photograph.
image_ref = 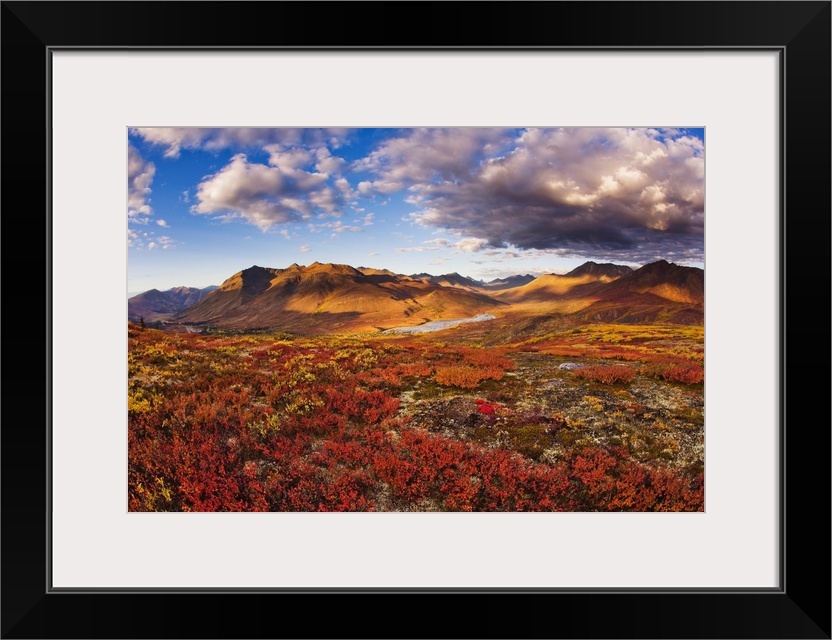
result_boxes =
[128,126,705,512]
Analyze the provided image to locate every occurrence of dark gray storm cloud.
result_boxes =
[359,127,704,262]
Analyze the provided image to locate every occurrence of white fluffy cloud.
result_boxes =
[453,238,488,253]
[356,212,374,226]
[353,128,513,195]
[308,220,362,235]
[392,236,487,256]
[395,245,442,254]
[315,147,347,175]
[128,228,176,251]
[128,144,155,218]
[130,127,353,158]
[192,152,347,231]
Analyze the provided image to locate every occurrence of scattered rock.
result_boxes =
[558,362,584,370]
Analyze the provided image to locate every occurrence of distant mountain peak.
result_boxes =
[128,284,219,323]
[564,262,633,279]
[635,259,704,276]
[484,274,536,290]
[238,264,277,278]
[640,259,675,270]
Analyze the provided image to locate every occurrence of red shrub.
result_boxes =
[434,365,505,388]
[660,364,704,385]
[475,399,501,415]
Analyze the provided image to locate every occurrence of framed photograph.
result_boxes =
[3,1,829,638]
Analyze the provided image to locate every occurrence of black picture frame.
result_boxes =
[2,2,829,638]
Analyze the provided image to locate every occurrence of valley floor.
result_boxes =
[128,321,704,512]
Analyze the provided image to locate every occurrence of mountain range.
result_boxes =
[128,285,218,323]
[129,260,703,334]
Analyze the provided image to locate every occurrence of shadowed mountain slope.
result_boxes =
[573,261,704,324]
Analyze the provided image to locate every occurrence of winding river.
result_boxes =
[384,314,496,335]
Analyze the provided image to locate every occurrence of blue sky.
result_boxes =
[128,127,704,294]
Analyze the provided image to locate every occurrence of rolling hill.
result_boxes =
[494,261,633,304]
[174,262,506,333]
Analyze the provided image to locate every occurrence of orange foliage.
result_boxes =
[573,365,635,384]
[640,362,704,385]
[659,363,704,384]
[397,362,433,377]
[434,365,505,388]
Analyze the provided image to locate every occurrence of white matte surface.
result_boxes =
[51,51,779,588]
